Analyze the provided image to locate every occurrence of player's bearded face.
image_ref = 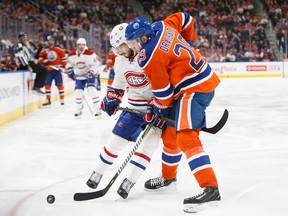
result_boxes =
[77,44,85,52]
[113,43,132,58]
[127,38,142,53]
[47,40,55,47]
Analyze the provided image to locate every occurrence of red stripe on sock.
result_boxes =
[103,147,118,158]
[134,152,151,162]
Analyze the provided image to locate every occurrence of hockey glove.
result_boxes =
[86,71,95,81]
[101,87,125,116]
[42,59,51,67]
[153,99,170,118]
[103,67,108,72]
[144,100,154,123]
[67,70,76,81]
[144,99,168,129]
[154,119,166,129]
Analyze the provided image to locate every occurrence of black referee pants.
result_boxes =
[29,61,48,88]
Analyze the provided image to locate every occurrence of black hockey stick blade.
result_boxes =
[74,173,118,201]
[201,109,229,134]
[117,107,228,134]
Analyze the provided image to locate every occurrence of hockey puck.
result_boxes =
[47,194,55,204]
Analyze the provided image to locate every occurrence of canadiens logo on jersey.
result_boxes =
[125,71,149,88]
[47,51,57,61]
[76,62,86,70]
[117,121,123,127]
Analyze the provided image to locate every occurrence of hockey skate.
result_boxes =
[42,99,51,106]
[94,108,102,117]
[117,178,135,199]
[60,99,64,105]
[86,171,103,189]
[183,187,221,213]
[74,104,83,118]
[144,176,177,191]
[74,110,82,118]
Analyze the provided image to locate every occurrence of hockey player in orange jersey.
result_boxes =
[39,35,67,106]
[103,49,116,86]
[126,12,221,213]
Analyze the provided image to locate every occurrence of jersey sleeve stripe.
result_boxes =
[152,83,174,101]
[174,64,213,97]
[182,13,192,30]
[128,98,149,107]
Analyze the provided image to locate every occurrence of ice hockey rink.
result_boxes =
[0,78,288,216]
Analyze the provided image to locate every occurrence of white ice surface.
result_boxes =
[0,78,288,216]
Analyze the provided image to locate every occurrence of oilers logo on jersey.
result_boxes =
[47,51,57,61]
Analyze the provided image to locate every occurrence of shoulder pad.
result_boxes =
[83,49,94,55]
[69,50,77,56]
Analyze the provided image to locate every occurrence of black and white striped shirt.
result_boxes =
[14,42,36,68]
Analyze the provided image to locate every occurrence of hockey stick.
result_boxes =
[83,94,94,115]
[49,65,67,73]
[117,107,229,135]
[73,115,158,201]
[49,65,59,71]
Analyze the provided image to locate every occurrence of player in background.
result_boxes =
[39,35,67,106]
[126,12,221,213]
[66,38,102,117]
[86,23,164,199]
[103,48,116,86]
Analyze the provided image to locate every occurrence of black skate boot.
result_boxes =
[86,171,103,189]
[42,99,51,106]
[117,178,135,199]
[183,187,221,213]
[144,176,177,191]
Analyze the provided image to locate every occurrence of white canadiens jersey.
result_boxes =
[66,49,101,80]
[113,55,153,111]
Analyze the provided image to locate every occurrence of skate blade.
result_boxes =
[74,114,82,119]
[183,201,219,213]
[94,112,102,118]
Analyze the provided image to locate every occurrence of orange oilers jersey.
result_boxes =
[106,50,116,69]
[39,45,67,71]
[137,12,220,107]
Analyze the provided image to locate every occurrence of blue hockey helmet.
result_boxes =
[125,17,153,41]
[47,35,55,41]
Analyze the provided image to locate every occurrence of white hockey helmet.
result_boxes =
[110,23,128,48]
[77,38,86,45]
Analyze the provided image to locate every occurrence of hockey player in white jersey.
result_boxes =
[66,38,101,117]
[86,23,164,199]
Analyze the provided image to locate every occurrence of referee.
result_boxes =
[14,32,47,95]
